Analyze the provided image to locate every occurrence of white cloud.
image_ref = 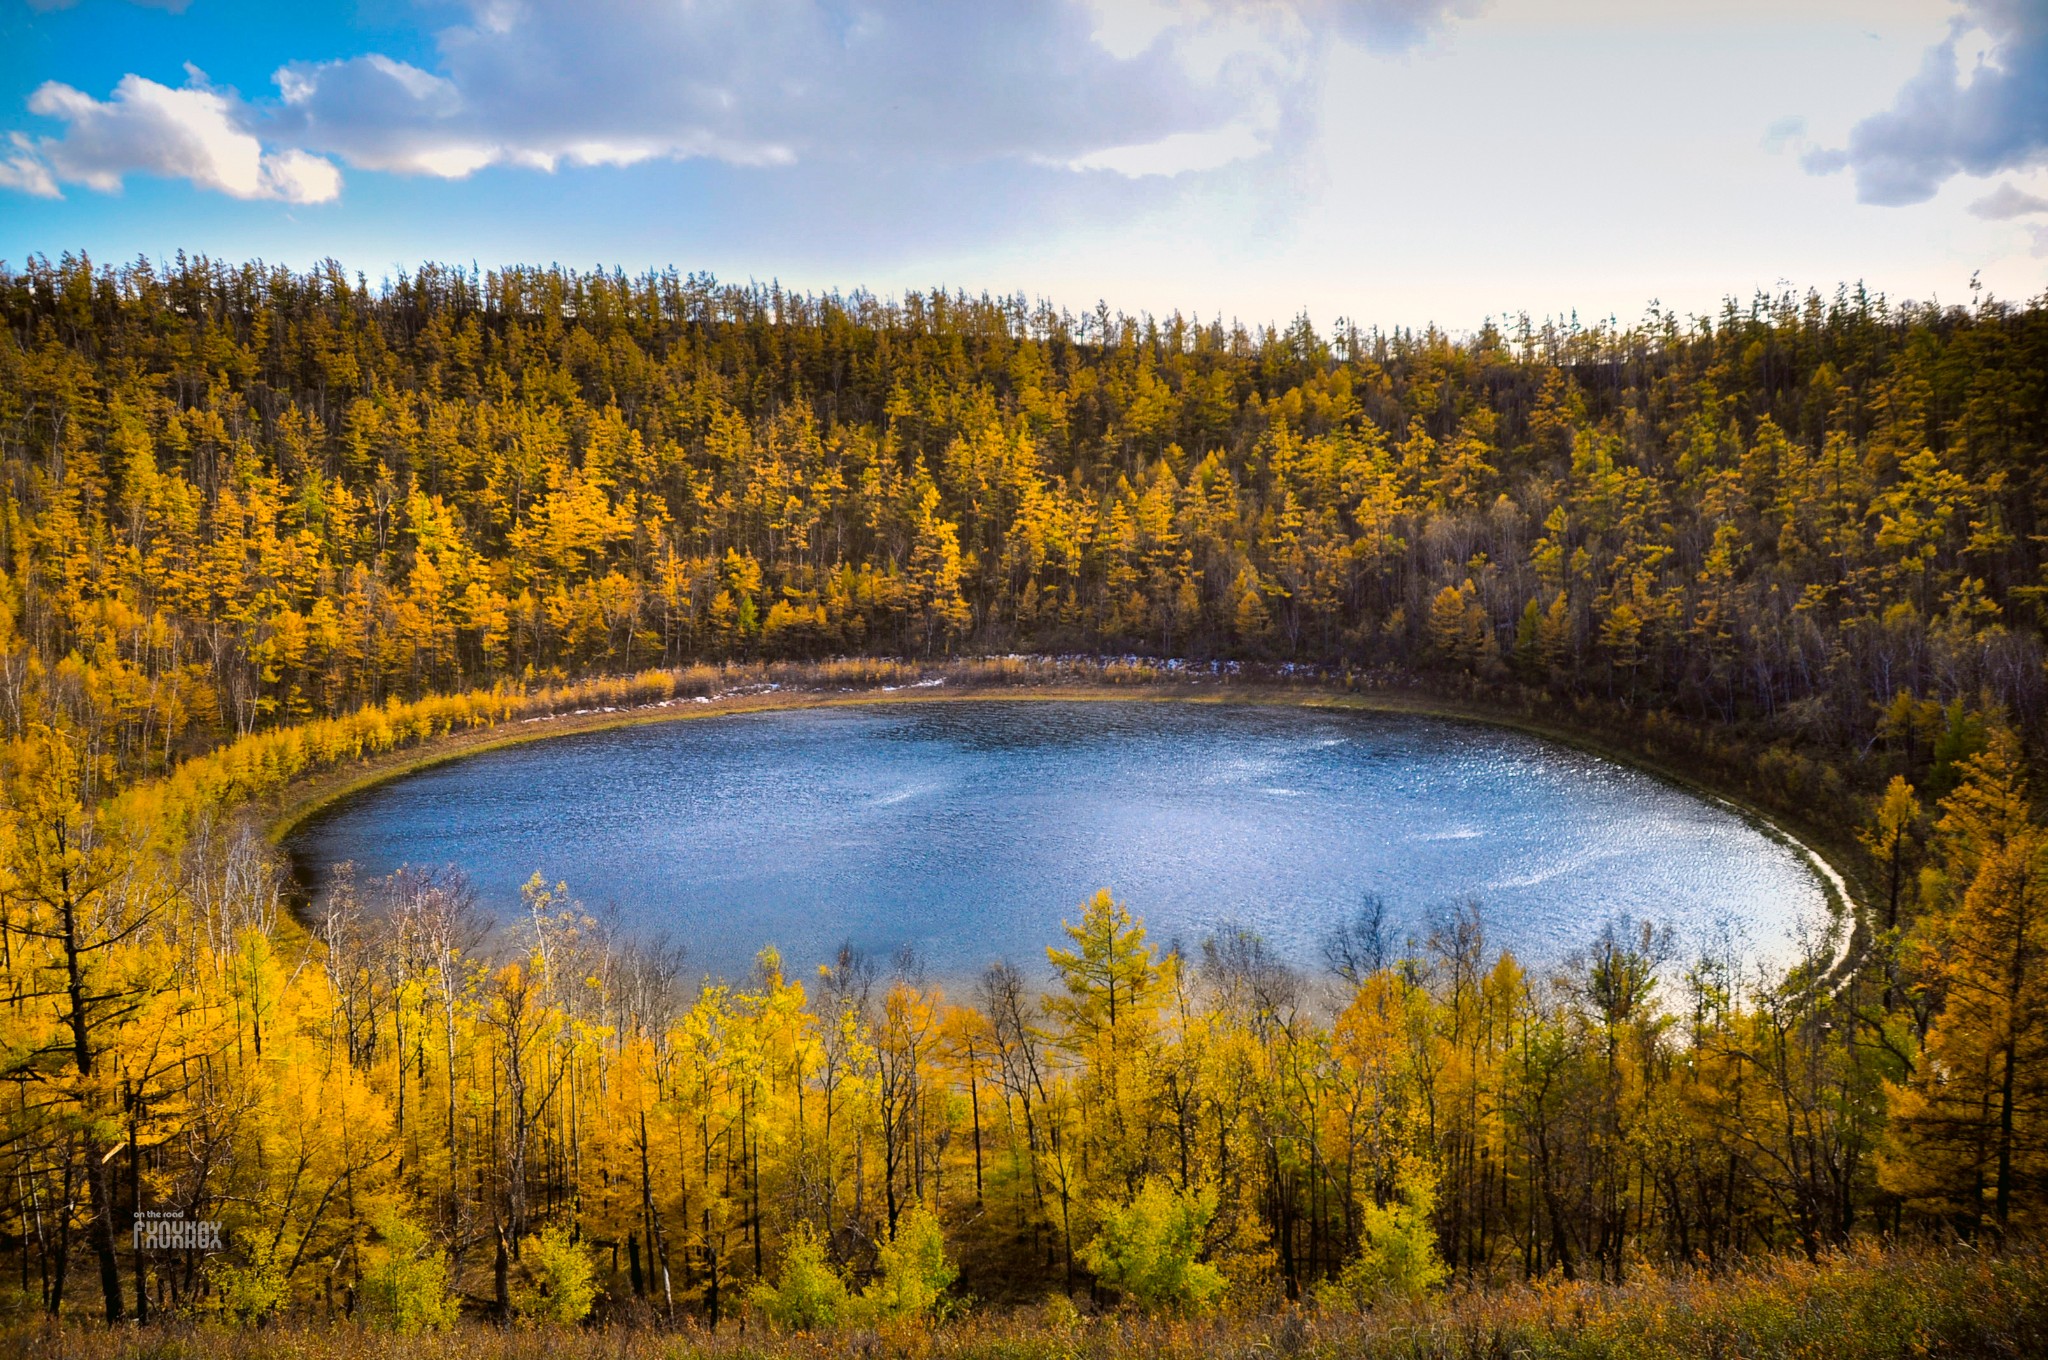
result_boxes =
[10,71,340,203]
[1809,0,2048,205]
[264,0,1477,185]
[1969,180,2048,218]
[1067,121,1274,177]
[259,147,343,204]
[0,132,59,197]
[1085,0,1188,60]
[0,0,1480,203]
[1297,0,1488,52]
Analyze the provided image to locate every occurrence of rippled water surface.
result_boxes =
[287,700,1830,979]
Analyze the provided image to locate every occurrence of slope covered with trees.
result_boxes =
[3,254,2048,1332]
[5,255,2047,765]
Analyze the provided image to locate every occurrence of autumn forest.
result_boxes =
[3,254,2048,1351]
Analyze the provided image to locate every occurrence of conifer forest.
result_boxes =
[3,254,2048,1354]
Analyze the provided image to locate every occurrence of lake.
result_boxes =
[285,699,1833,982]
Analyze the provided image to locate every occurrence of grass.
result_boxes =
[11,1242,2044,1360]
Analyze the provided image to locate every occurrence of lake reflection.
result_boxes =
[286,700,1829,981]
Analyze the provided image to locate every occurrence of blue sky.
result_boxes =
[2,0,2044,329]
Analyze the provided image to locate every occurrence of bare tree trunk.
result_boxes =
[61,869,125,1322]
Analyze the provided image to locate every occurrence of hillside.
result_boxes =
[1,257,2047,1338]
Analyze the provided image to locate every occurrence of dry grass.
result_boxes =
[11,1242,2045,1360]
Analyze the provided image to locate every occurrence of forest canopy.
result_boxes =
[3,254,2046,773]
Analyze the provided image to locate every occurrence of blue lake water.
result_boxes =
[285,700,1831,982]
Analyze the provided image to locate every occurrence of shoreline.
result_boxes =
[262,674,1859,975]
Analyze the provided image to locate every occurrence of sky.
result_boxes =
[1,0,2044,332]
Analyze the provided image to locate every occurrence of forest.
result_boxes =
[2,253,2048,1344]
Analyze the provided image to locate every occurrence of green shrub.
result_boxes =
[1040,1290,1083,1333]
[862,1203,958,1321]
[1080,1176,1227,1314]
[751,1222,850,1331]
[513,1224,598,1325]
[1321,1160,1449,1309]
[358,1213,460,1334]
[206,1250,287,1324]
